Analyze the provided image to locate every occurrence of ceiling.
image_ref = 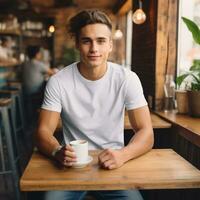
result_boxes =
[0,0,127,13]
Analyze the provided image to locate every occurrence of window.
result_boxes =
[177,0,200,76]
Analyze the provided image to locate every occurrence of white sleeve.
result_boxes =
[41,76,62,112]
[125,72,147,110]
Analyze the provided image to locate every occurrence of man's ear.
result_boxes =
[109,39,113,53]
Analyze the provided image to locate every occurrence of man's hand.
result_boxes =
[98,149,125,170]
[54,145,77,167]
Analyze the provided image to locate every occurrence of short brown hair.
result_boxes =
[68,9,112,41]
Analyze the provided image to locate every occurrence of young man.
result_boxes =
[35,9,154,200]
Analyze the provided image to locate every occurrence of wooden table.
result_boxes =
[20,149,200,191]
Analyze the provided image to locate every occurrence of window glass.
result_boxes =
[177,0,200,75]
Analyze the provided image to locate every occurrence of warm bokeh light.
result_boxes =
[132,8,146,24]
[48,25,55,33]
[113,29,123,40]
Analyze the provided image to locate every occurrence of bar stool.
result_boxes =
[0,98,21,200]
[7,80,22,89]
[0,88,25,137]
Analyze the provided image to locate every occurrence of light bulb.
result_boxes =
[132,8,146,24]
[113,29,123,40]
[49,25,55,33]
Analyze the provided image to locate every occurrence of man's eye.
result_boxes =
[97,40,106,44]
[82,40,90,44]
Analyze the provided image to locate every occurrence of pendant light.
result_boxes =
[113,16,123,40]
[113,23,123,40]
[132,0,146,25]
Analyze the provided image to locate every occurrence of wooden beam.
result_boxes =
[118,0,132,15]
[155,0,178,110]
[112,0,127,14]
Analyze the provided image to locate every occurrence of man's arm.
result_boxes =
[98,106,154,169]
[35,109,61,157]
[47,68,57,76]
[35,109,77,166]
[122,106,154,161]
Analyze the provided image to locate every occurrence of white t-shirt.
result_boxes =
[42,62,147,150]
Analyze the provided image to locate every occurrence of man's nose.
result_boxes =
[90,42,98,52]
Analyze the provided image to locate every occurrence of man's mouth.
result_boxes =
[88,55,100,58]
[87,55,101,60]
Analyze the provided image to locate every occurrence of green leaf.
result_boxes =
[193,59,200,65]
[190,64,200,71]
[182,17,200,44]
[198,72,200,80]
[191,82,200,91]
[191,74,200,84]
[176,74,189,87]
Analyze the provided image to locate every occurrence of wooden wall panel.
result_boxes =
[132,0,178,110]
[155,0,178,110]
[132,0,157,109]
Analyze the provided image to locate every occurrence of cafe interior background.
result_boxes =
[0,0,200,199]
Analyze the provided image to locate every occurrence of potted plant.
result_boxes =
[175,89,189,114]
[176,17,200,117]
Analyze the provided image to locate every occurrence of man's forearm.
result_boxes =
[121,128,154,163]
[35,130,61,157]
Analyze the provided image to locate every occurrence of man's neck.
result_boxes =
[78,62,107,81]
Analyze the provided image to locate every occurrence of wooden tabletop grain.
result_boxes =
[20,149,200,191]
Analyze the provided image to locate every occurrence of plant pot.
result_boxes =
[187,90,200,117]
[175,90,189,114]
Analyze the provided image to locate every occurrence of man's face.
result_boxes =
[76,23,113,69]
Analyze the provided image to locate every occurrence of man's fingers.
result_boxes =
[107,164,116,170]
[56,144,77,167]
[65,144,74,152]
[63,150,76,158]
[62,145,76,158]
[102,159,115,168]
[99,149,110,159]
[63,161,73,167]
[64,156,77,162]
[99,153,110,163]
[98,149,114,163]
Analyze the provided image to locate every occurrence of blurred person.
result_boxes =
[0,36,17,63]
[40,47,51,67]
[35,9,154,200]
[22,45,56,121]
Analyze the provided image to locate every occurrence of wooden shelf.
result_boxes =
[156,110,200,136]
[0,60,21,67]
[0,29,21,35]
[155,110,200,147]
[125,112,171,130]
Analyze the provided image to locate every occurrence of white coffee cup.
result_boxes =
[70,140,88,163]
